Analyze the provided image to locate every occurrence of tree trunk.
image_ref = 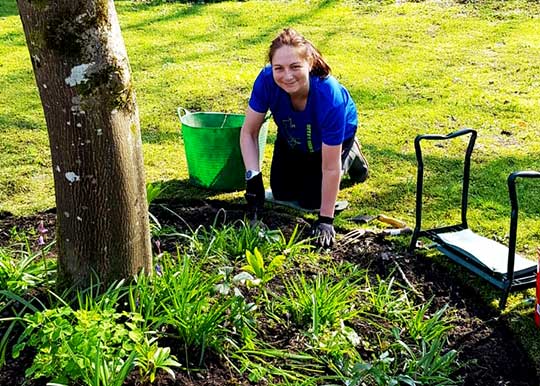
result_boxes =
[16,0,152,288]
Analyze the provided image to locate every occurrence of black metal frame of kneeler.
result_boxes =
[409,128,540,309]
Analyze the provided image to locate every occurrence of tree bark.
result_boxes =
[16,0,152,288]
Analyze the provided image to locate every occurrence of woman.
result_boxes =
[240,28,368,247]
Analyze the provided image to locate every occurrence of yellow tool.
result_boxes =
[351,214,407,229]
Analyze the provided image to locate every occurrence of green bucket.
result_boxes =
[177,108,268,191]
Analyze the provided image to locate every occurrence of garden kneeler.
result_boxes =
[409,128,540,310]
[534,248,540,328]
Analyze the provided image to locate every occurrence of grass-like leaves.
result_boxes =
[0,218,458,385]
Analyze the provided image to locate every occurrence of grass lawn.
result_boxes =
[1,0,540,374]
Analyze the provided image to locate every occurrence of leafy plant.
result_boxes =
[334,350,418,386]
[77,351,137,386]
[398,336,458,385]
[128,267,164,328]
[0,286,49,367]
[331,295,457,386]
[10,282,150,385]
[12,306,141,383]
[134,338,182,383]
[0,242,56,295]
[0,238,57,367]
[380,328,457,385]
[361,275,411,320]
[146,181,167,205]
[241,247,285,285]
[147,206,185,240]
[282,274,359,335]
[188,219,273,262]
[7,227,37,245]
[268,224,313,257]
[233,345,325,384]
[158,254,254,366]
[405,301,453,343]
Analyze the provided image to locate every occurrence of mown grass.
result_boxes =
[1,0,539,374]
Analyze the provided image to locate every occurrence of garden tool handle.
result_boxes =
[377,214,407,228]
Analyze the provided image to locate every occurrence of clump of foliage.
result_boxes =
[0,218,459,385]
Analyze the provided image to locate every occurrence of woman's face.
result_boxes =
[271,45,312,97]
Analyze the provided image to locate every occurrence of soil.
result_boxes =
[0,199,538,386]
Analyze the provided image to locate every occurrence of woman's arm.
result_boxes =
[240,106,266,171]
[320,143,342,218]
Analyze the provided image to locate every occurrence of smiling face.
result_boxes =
[271,45,312,97]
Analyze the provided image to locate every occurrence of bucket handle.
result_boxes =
[177,107,190,121]
[220,113,229,129]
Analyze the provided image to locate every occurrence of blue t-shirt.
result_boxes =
[248,65,357,153]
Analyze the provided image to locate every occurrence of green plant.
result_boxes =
[361,275,411,320]
[0,239,57,367]
[405,301,453,342]
[241,247,285,286]
[7,227,37,245]
[334,350,417,386]
[134,338,182,383]
[146,181,167,205]
[397,335,458,385]
[158,254,254,366]
[147,204,188,242]
[269,224,313,257]
[333,342,455,386]
[0,242,56,295]
[183,219,313,270]
[128,267,164,327]
[10,281,149,385]
[77,351,137,386]
[189,219,274,262]
[282,274,359,335]
[233,346,325,384]
[331,295,458,386]
[12,305,142,383]
[311,320,362,358]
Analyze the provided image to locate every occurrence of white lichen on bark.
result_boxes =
[65,62,94,86]
[65,171,80,182]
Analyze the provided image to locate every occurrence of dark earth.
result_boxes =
[0,199,539,386]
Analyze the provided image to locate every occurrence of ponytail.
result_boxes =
[268,28,331,78]
[307,44,331,77]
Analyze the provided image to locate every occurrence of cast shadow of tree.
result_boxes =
[149,177,243,203]
[0,0,18,17]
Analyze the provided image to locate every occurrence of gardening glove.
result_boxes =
[245,172,265,221]
[311,215,336,248]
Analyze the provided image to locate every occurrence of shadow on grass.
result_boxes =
[120,1,205,30]
[0,0,18,17]
[0,114,44,131]
[122,0,342,64]
[141,130,181,144]
[149,177,243,203]
[0,30,25,46]
[151,131,539,224]
[356,139,540,219]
